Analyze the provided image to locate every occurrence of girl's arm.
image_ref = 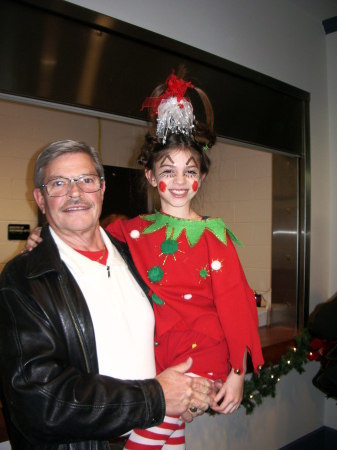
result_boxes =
[212,349,247,415]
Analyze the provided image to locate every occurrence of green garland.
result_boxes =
[208,328,313,416]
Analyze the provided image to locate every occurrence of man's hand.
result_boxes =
[22,227,42,252]
[155,357,216,423]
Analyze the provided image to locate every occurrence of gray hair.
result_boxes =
[34,140,104,188]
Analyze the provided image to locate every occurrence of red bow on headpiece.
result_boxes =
[141,70,194,114]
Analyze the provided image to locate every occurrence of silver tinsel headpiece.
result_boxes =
[156,97,195,144]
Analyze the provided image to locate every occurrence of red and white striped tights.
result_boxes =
[124,415,186,450]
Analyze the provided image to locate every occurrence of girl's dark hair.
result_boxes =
[137,66,216,176]
[137,132,212,176]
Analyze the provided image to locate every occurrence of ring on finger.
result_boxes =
[189,406,201,414]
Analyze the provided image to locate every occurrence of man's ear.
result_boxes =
[101,179,106,199]
[145,169,157,187]
[33,188,46,214]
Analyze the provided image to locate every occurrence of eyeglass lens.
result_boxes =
[45,175,102,197]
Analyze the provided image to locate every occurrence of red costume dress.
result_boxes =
[106,211,264,380]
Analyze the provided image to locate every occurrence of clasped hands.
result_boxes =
[156,357,244,423]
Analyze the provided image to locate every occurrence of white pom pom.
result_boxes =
[211,260,222,271]
[130,230,140,239]
[184,294,192,300]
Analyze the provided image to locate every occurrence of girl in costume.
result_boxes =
[105,69,264,450]
[25,70,264,450]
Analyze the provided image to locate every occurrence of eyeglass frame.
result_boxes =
[40,173,104,197]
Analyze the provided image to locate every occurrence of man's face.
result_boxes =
[33,152,105,239]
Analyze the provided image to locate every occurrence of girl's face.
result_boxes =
[145,149,205,216]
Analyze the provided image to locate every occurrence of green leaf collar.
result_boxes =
[140,211,243,247]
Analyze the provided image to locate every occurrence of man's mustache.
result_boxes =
[60,199,93,211]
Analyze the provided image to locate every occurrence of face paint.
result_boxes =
[192,181,199,192]
[159,181,167,192]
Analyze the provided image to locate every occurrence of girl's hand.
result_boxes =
[212,369,245,414]
[21,227,42,252]
[212,348,247,415]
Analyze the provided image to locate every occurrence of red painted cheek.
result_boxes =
[159,181,167,193]
[192,181,199,192]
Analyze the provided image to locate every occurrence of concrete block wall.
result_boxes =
[0,98,99,271]
[0,97,272,295]
[194,142,272,294]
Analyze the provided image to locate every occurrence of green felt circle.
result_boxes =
[160,239,179,255]
[152,293,165,305]
[148,266,164,282]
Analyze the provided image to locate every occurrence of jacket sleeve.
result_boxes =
[308,293,337,340]
[210,236,264,374]
[0,257,165,446]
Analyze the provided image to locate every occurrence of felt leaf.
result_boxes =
[141,211,243,247]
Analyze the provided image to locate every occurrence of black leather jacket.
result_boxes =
[0,226,165,449]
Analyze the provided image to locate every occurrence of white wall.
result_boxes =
[0,100,100,269]
[327,31,337,297]
[64,0,337,444]
[187,363,325,450]
[194,143,272,295]
[0,99,272,295]
[325,26,337,429]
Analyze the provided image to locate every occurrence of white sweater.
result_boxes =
[50,227,156,380]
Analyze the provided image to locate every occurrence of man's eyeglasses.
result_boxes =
[41,174,104,197]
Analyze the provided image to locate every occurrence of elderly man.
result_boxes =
[0,140,215,450]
